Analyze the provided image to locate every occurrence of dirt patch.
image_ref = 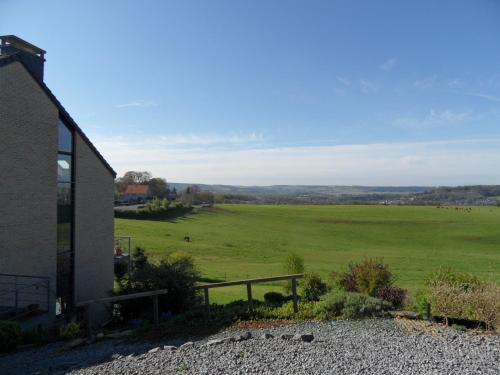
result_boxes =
[229,319,298,330]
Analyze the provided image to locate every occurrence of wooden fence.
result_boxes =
[76,274,304,337]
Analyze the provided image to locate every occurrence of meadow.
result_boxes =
[115,204,500,303]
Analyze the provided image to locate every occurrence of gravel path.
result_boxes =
[0,319,498,374]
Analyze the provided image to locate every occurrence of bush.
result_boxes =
[425,267,482,291]
[333,258,393,297]
[301,273,328,302]
[282,253,305,293]
[316,291,391,319]
[424,268,499,330]
[0,321,22,352]
[342,293,391,319]
[470,283,500,331]
[318,290,348,317]
[116,248,200,320]
[411,289,430,319]
[376,285,406,309]
[59,322,81,340]
[264,291,286,306]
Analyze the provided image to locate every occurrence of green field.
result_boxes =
[115,204,500,303]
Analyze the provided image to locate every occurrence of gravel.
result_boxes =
[0,319,498,374]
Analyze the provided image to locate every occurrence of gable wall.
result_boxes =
[0,61,58,316]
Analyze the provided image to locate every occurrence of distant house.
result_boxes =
[122,184,152,203]
[0,35,115,328]
[168,187,178,201]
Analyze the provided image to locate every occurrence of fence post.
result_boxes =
[246,283,253,311]
[291,278,298,313]
[153,295,159,328]
[426,303,432,322]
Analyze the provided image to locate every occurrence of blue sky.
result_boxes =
[2,0,500,185]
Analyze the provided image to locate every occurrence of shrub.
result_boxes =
[301,273,328,302]
[425,267,482,291]
[470,283,500,331]
[318,290,348,318]
[282,253,305,293]
[264,291,286,306]
[59,322,81,340]
[376,285,407,309]
[316,291,391,319]
[333,258,393,297]
[0,321,22,352]
[342,293,391,319]
[428,282,468,326]
[116,248,200,320]
[411,289,431,319]
[424,268,499,330]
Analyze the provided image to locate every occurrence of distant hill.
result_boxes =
[169,183,431,196]
[168,183,500,206]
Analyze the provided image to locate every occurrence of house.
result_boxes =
[122,184,152,203]
[0,35,116,328]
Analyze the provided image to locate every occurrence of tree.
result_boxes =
[115,171,153,194]
[148,177,169,199]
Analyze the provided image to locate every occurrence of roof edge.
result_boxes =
[1,54,117,177]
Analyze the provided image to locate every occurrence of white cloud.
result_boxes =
[467,92,500,102]
[414,76,437,89]
[380,58,397,71]
[360,79,379,94]
[115,100,157,108]
[448,78,464,89]
[336,76,351,86]
[95,132,265,149]
[393,109,473,128]
[93,136,500,186]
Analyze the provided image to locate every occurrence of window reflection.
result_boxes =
[57,155,72,183]
[57,119,74,315]
[58,120,72,153]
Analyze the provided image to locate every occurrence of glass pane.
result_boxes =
[57,154,72,183]
[57,182,72,253]
[58,120,72,153]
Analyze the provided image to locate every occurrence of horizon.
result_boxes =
[2,0,500,185]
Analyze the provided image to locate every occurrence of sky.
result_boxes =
[2,0,500,186]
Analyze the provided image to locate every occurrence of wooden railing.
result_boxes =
[76,274,303,337]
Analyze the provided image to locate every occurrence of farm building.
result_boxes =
[122,184,152,203]
[0,35,116,328]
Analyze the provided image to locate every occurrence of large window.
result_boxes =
[56,119,74,315]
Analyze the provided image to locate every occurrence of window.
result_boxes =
[56,119,74,315]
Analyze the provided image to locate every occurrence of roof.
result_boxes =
[0,53,116,177]
[0,35,46,55]
[124,185,150,195]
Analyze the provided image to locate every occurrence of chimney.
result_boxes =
[0,35,46,82]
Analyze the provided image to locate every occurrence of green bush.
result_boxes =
[116,248,200,320]
[0,321,22,352]
[318,290,348,318]
[411,289,430,319]
[334,258,392,297]
[425,267,482,291]
[301,273,328,302]
[59,322,81,340]
[316,291,391,319]
[282,253,305,293]
[263,291,286,306]
[342,293,391,319]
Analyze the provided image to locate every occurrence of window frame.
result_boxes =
[56,118,76,315]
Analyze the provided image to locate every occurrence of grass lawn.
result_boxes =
[115,204,500,303]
